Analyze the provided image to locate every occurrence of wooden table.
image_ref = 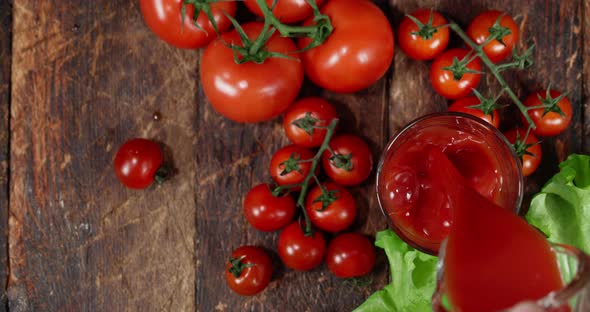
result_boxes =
[0,0,588,311]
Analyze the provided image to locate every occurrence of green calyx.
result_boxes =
[280,153,304,176]
[292,112,319,136]
[406,10,442,40]
[442,51,482,81]
[467,89,502,119]
[538,89,569,117]
[512,129,539,158]
[228,256,254,278]
[153,166,170,185]
[312,186,339,211]
[181,0,222,35]
[330,152,353,171]
[487,13,512,46]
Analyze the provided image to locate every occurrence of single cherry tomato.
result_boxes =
[522,90,573,137]
[326,233,376,278]
[243,184,296,232]
[139,0,236,49]
[503,128,542,177]
[322,135,373,186]
[283,97,338,148]
[448,96,500,128]
[225,246,272,296]
[278,222,326,271]
[398,9,450,60]
[305,182,357,233]
[430,48,482,100]
[298,0,394,93]
[244,0,326,24]
[467,10,519,63]
[114,138,164,189]
[270,145,317,188]
[201,22,303,123]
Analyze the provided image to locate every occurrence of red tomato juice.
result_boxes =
[428,147,563,311]
[379,126,507,252]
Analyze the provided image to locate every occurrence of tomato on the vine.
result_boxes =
[114,138,164,189]
[283,97,338,148]
[270,145,317,188]
[467,10,519,63]
[430,48,482,100]
[503,128,542,177]
[298,0,394,93]
[200,22,303,123]
[305,182,357,233]
[139,0,236,49]
[522,90,573,137]
[322,135,373,186]
[225,246,272,296]
[243,184,296,232]
[278,222,326,271]
[244,0,326,24]
[398,9,449,60]
[326,233,375,278]
[448,96,500,128]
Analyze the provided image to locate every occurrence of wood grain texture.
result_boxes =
[0,1,11,311]
[9,1,196,310]
[584,0,590,153]
[390,0,584,201]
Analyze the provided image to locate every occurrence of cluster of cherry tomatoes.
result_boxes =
[398,9,573,176]
[228,97,377,296]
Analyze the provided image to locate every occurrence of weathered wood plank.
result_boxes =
[583,0,590,153]
[0,1,11,311]
[9,1,197,310]
[389,0,584,201]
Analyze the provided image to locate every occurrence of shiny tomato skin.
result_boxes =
[467,10,519,63]
[430,48,482,99]
[503,128,542,177]
[322,135,373,186]
[114,138,163,189]
[298,0,394,93]
[278,222,326,271]
[201,22,303,123]
[270,145,317,188]
[305,182,357,233]
[522,90,573,137]
[283,97,338,148]
[139,0,236,49]
[244,184,296,232]
[243,0,326,24]
[448,96,500,128]
[225,246,272,296]
[326,233,376,278]
[398,9,449,60]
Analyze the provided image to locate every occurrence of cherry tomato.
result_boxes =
[139,0,236,49]
[430,48,482,100]
[201,22,303,123]
[283,97,338,148]
[503,128,542,177]
[448,96,500,128]
[326,233,375,278]
[243,184,296,232]
[322,135,373,186]
[467,10,519,63]
[305,182,356,233]
[244,0,326,24]
[298,0,394,93]
[278,222,326,271]
[225,246,272,296]
[114,138,163,189]
[398,9,449,60]
[270,145,317,188]
[522,90,573,137]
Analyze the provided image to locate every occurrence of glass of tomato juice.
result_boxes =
[432,242,590,311]
[376,112,523,255]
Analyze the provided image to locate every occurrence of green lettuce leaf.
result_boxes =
[354,230,438,312]
[526,154,590,255]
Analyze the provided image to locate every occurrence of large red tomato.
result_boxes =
[244,0,326,24]
[140,0,236,49]
[200,22,303,123]
[298,0,394,93]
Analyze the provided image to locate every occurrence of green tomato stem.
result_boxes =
[448,23,536,128]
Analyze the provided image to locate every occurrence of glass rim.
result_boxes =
[431,241,590,311]
[375,112,524,255]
